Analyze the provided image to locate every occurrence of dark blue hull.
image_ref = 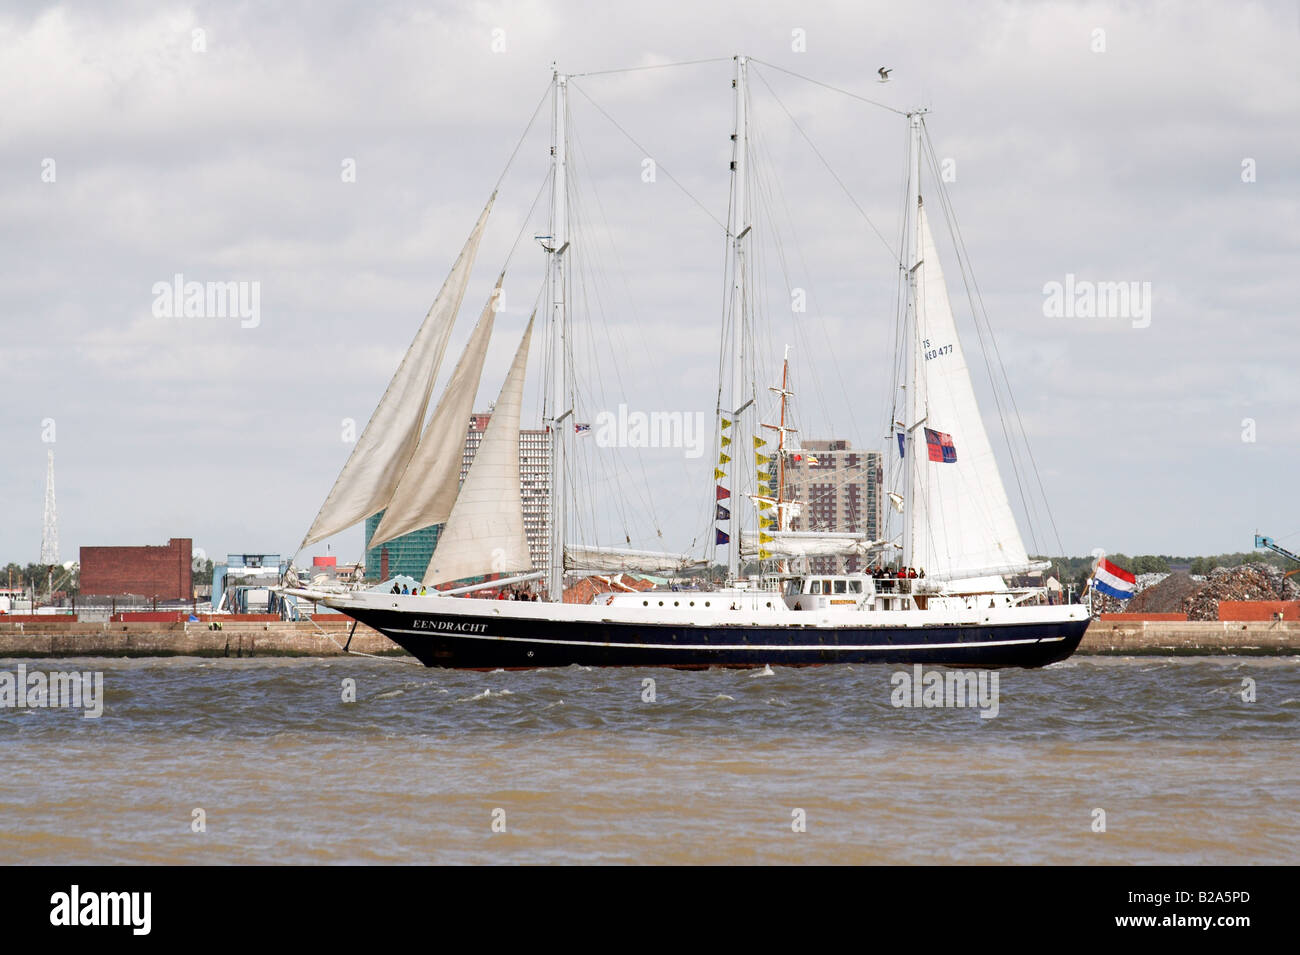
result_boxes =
[341,605,1089,669]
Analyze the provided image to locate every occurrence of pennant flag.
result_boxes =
[714,468,727,480]
[575,422,591,435]
[1093,558,1136,600]
[757,499,773,510]
[721,435,732,448]
[715,529,730,545]
[755,453,770,465]
[716,485,731,501]
[759,532,773,544]
[924,427,957,463]
[719,452,731,465]
[716,503,731,520]
[791,453,803,463]
[759,516,775,528]
[806,455,819,465]
[758,549,773,560]
[721,418,732,429]
[896,432,906,458]
[753,436,767,448]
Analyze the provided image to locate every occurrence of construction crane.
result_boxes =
[1254,534,1300,578]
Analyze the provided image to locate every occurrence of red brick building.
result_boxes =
[80,538,193,600]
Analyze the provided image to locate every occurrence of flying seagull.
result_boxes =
[878,67,892,82]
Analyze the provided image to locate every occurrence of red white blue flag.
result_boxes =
[1093,558,1136,600]
[924,428,957,463]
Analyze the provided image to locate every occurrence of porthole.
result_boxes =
[643,600,648,606]
[705,601,711,607]
[674,601,679,607]
[658,601,664,606]
[689,601,695,607]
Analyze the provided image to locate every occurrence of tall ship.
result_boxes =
[286,56,1090,668]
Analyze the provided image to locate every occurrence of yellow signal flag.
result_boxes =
[753,436,767,448]
[759,532,774,544]
[721,418,732,429]
[719,452,731,465]
[720,435,732,447]
[758,549,773,560]
[714,468,727,480]
[757,499,773,510]
[755,452,770,466]
[759,516,775,528]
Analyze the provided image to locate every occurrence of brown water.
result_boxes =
[1,656,1296,864]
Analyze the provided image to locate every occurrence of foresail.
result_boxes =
[300,195,495,549]
[369,274,503,549]
[564,546,707,574]
[908,204,1029,579]
[423,315,536,586]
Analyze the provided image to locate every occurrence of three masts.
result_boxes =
[285,55,1090,668]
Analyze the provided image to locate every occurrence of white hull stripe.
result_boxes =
[384,628,1067,652]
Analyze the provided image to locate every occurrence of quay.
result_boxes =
[1,618,1298,659]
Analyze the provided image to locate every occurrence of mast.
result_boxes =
[547,68,570,602]
[901,108,926,571]
[726,54,750,581]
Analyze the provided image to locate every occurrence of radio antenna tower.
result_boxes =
[41,449,59,565]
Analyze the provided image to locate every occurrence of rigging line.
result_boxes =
[748,109,869,455]
[747,58,908,117]
[492,80,553,196]
[751,66,902,269]
[503,166,556,269]
[566,132,664,539]
[920,125,1052,557]
[569,56,733,78]
[570,112,700,517]
[568,80,728,234]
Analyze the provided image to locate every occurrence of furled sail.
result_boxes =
[369,274,503,549]
[423,315,536,585]
[907,204,1030,579]
[564,545,707,574]
[740,531,886,559]
[300,195,495,549]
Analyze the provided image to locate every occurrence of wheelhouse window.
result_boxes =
[834,580,847,594]
[810,581,822,595]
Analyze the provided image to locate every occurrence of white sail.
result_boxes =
[300,195,494,549]
[564,545,707,574]
[369,274,503,549]
[422,315,536,586]
[907,204,1029,579]
[740,531,885,559]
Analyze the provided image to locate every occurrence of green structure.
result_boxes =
[364,511,441,582]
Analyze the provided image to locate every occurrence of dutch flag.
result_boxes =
[1093,558,1136,600]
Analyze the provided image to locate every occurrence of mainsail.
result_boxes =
[423,315,536,585]
[907,204,1030,579]
[368,274,504,549]
[300,195,494,549]
[564,546,707,574]
[740,531,885,560]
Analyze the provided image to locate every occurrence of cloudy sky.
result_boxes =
[2,0,1297,570]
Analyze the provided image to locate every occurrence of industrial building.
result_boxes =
[79,537,193,600]
[779,440,883,574]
